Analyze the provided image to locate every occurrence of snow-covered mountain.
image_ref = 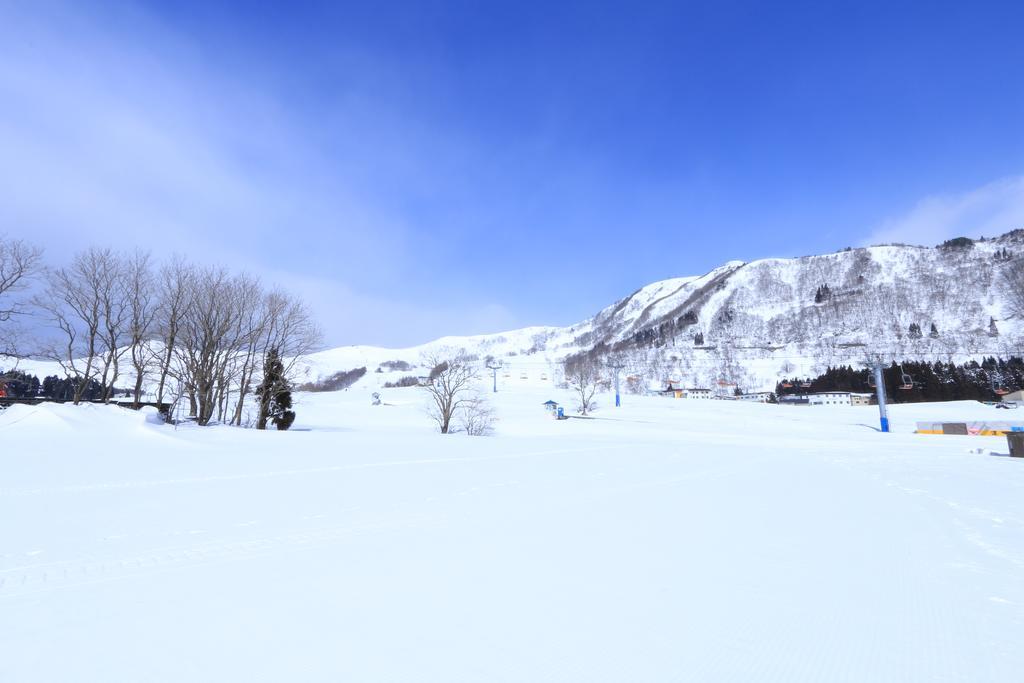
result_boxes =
[298,231,1024,392]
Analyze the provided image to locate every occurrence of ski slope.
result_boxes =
[1,383,1023,681]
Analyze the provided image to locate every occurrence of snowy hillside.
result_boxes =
[298,232,1024,392]
[6,233,1022,398]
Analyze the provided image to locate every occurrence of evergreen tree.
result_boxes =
[0,371,40,398]
[989,317,999,337]
[928,323,939,338]
[39,375,102,400]
[678,311,698,327]
[255,347,296,431]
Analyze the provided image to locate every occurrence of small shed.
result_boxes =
[543,400,565,419]
[1002,390,1024,403]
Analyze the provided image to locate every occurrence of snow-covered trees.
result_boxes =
[1004,257,1024,321]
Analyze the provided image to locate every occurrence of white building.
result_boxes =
[1002,390,1024,404]
[737,392,773,403]
[808,392,852,406]
[684,388,713,400]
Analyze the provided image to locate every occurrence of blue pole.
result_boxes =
[492,367,497,393]
[874,363,890,433]
[611,364,622,407]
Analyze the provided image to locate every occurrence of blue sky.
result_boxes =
[2,1,1023,346]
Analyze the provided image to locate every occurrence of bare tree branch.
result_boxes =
[423,351,478,434]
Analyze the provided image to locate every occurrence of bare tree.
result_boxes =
[459,394,497,436]
[423,352,478,433]
[28,246,321,426]
[95,250,130,401]
[564,353,601,415]
[0,236,44,355]
[173,266,243,425]
[154,256,193,405]
[1003,257,1024,321]
[213,272,263,423]
[124,251,158,405]
[35,249,110,403]
[170,268,321,428]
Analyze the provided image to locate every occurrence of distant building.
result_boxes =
[850,393,873,406]
[779,395,809,405]
[737,392,772,403]
[684,388,713,400]
[808,392,852,406]
[652,382,680,398]
[1002,390,1024,404]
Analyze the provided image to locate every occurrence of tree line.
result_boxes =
[0,236,321,429]
[776,358,1024,403]
[0,369,106,401]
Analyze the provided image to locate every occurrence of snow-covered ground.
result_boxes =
[2,380,1024,681]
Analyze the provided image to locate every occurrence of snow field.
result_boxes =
[1,382,1023,681]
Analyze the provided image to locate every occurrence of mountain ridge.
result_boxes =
[300,231,1024,391]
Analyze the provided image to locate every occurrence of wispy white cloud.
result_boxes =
[0,1,503,347]
[865,176,1024,247]
[0,2,412,266]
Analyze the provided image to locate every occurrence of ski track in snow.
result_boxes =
[0,444,623,497]
[0,515,433,599]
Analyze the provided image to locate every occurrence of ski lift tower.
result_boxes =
[865,360,890,433]
[606,358,625,407]
[486,360,503,393]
